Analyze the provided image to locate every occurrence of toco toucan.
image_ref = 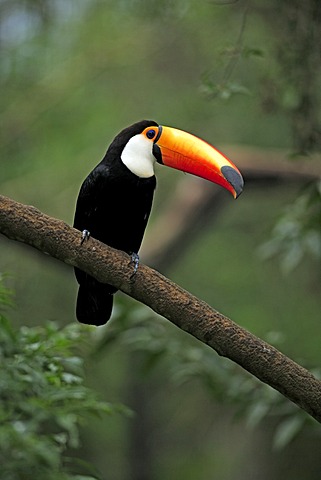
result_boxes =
[73,120,243,325]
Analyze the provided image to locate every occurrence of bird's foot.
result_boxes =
[129,252,140,279]
[80,229,91,245]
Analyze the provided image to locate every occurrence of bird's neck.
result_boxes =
[120,135,155,178]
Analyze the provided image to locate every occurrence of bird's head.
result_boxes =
[117,120,244,198]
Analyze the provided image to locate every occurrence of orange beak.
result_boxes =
[153,126,244,198]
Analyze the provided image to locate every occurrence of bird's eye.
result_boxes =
[146,129,156,140]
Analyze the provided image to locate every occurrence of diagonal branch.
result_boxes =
[0,194,321,423]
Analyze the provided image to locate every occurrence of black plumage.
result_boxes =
[73,120,158,325]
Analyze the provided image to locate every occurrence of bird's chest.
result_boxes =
[104,176,153,216]
[93,175,155,251]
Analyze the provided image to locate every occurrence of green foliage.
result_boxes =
[0,273,14,308]
[259,180,321,272]
[0,278,126,480]
[200,75,251,101]
[199,4,255,102]
[1,1,321,477]
[95,300,321,450]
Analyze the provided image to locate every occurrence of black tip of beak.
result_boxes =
[221,165,244,198]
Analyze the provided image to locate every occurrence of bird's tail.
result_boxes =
[76,282,114,326]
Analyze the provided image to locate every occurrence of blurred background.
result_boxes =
[1,0,321,479]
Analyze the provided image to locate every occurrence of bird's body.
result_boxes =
[74,121,157,325]
[74,120,243,325]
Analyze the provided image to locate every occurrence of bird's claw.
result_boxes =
[129,252,140,280]
[80,229,91,245]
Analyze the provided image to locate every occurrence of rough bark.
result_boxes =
[0,193,321,423]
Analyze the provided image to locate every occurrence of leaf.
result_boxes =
[246,401,271,428]
[242,46,265,58]
[273,416,305,450]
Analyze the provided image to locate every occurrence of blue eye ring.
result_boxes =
[146,129,156,140]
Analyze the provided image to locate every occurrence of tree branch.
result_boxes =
[0,194,321,423]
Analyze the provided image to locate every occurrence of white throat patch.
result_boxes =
[121,134,155,178]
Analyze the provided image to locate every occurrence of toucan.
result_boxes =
[73,120,243,325]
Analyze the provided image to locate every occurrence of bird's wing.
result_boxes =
[73,165,108,234]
